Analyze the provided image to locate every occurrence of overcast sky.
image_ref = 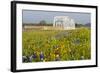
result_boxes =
[22,10,91,24]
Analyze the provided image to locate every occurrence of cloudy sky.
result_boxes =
[22,10,91,24]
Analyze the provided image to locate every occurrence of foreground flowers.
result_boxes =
[22,28,91,62]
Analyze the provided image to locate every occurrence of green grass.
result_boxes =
[22,27,91,62]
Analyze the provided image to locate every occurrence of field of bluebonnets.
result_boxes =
[22,27,91,63]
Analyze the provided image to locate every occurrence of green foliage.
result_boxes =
[75,23,85,27]
[39,20,47,26]
[22,27,91,62]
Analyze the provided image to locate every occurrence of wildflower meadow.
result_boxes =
[22,27,91,63]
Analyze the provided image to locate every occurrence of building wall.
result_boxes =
[53,16,75,30]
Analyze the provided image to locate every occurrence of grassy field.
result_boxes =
[22,27,91,62]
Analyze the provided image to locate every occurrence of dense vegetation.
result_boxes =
[22,27,91,62]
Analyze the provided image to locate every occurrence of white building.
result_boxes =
[53,16,75,30]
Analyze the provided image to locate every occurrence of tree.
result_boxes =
[75,23,84,27]
[39,20,47,26]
